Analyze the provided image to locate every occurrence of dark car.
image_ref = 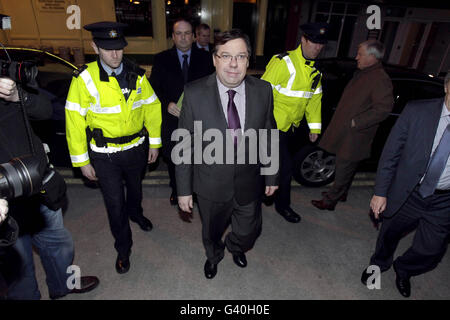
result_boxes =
[290,58,445,187]
[0,47,78,167]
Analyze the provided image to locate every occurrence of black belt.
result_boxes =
[434,189,450,195]
[86,127,148,148]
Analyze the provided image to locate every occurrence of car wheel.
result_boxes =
[293,145,336,187]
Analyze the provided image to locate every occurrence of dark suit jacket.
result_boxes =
[175,73,279,205]
[374,98,445,217]
[149,45,214,157]
[195,42,214,53]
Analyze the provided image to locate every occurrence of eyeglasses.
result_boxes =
[215,54,248,63]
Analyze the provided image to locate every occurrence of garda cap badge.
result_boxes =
[109,30,118,38]
[319,28,326,35]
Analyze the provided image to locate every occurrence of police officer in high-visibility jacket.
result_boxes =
[261,22,328,223]
[65,22,162,274]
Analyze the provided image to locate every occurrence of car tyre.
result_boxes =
[293,145,336,187]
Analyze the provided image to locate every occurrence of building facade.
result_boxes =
[0,0,448,75]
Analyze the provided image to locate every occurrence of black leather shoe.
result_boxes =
[394,265,411,298]
[276,207,301,223]
[178,209,193,223]
[115,256,130,274]
[232,253,247,268]
[130,216,153,231]
[321,191,347,202]
[170,192,178,206]
[204,260,217,279]
[50,276,100,299]
[311,199,336,211]
[262,195,274,206]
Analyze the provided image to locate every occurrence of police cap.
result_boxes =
[300,22,329,44]
[84,21,128,50]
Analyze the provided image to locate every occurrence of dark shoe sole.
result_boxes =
[311,200,336,211]
[130,217,153,231]
[322,191,347,202]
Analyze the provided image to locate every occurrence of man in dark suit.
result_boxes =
[361,71,450,298]
[195,23,214,52]
[175,29,279,279]
[149,19,214,211]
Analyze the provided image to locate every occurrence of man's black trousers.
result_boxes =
[197,195,262,265]
[90,142,148,259]
[275,129,298,210]
[370,187,450,279]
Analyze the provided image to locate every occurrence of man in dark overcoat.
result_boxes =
[311,40,393,210]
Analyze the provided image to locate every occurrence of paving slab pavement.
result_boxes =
[31,178,450,300]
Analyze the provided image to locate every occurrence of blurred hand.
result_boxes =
[309,133,318,143]
[0,77,19,102]
[178,195,193,213]
[148,148,159,164]
[80,163,98,181]
[168,102,181,118]
[370,195,387,219]
[0,199,8,224]
[265,186,278,197]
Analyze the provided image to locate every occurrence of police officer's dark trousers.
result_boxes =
[90,142,147,259]
[275,128,297,210]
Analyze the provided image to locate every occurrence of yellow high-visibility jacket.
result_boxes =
[261,45,322,133]
[65,59,162,167]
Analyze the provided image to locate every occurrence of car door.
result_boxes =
[368,78,445,166]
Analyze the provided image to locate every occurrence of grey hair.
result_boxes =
[445,71,450,87]
[361,40,385,60]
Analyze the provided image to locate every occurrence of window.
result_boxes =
[165,0,201,36]
[115,0,153,37]
[313,1,361,58]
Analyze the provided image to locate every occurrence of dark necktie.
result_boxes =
[227,89,241,145]
[418,122,450,198]
[182,54,189,83]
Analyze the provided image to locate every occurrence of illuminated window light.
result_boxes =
[167,0,171,4]
[133,1,140,3]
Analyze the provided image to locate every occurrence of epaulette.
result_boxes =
[276,52,289,60]
[72,65,87,78]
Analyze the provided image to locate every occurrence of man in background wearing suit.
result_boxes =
[361,72,450,298]
[195,23,214,52]
[149,19,214,215]
[175,29,279,279]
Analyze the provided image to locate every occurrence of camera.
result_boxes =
[0,156,41,248]
[0,59,38,87]
[0,156,43,201]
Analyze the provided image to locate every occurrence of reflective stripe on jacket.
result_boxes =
[65,59,162,167]
[261,45,322,133]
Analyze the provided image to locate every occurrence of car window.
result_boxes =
[392,79,444,114]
